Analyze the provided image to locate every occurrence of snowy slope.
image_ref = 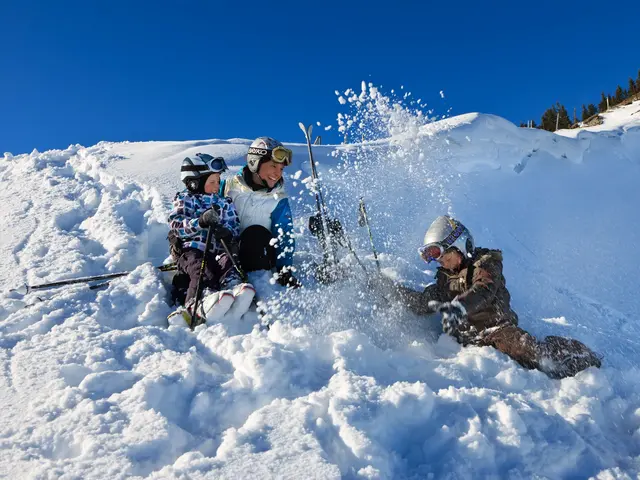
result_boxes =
[1,91,639,479]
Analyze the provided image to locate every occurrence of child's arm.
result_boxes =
[168,194,201,236]
[218,198,241,239]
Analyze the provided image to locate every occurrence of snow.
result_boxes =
[1,91,640,478]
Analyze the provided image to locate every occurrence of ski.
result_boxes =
[299,122,341,276]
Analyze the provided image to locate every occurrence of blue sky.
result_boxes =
[2,0,639,154]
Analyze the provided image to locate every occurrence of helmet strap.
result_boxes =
[258,173,269,188]
[253,160,272,189]
[252,169,271,189]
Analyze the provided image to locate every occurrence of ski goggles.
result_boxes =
[247,146,293,166]
[207,156,228,173]
[418,243,447,262]
[272,146,292,165]
[195,153,228,173]
[190,153,229,173]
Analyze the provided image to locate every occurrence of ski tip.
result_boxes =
[298,122,313,138]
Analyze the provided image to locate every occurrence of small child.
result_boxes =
[167,153,254,326]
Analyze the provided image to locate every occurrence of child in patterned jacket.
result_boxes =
[168,153,255,326]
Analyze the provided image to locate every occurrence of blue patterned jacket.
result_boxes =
[168,190,240,253]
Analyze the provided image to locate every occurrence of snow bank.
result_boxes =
[1,93,639,478]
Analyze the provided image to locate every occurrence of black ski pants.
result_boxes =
[239,225,277,272]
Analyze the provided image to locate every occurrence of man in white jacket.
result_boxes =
[220,137,300,288]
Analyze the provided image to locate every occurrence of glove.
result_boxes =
[429,300,467,334]
[212,224,232,240]
[198,208,220,228]
[276,267,301,289]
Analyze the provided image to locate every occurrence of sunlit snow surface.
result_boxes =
[1,90,639,479]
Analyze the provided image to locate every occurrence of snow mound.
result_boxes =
[1,97,640,478]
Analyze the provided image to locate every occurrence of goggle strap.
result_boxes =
[181,164,210,172]
[440,223,465,249]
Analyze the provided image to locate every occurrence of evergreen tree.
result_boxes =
[629,78,637,98]
[581,104,589,122]
[587,104,597,117]
[540,106,555,131]
[599,92,608,112]
[614,85,625,104]
[557,103,571,129]
[531,120,537,128]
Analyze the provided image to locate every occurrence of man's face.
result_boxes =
[437,249,463,271]
[258,160,285,188]
[204,172,221,194]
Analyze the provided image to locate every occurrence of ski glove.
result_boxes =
[198,208,220,229]
[429,300,467,334]
[212,225,232,240]
[276,267,301,289]
[198,207,231,240]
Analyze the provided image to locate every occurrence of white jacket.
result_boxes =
[221,169,295,267]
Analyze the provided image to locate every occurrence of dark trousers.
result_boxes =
[239,225,277,272]
[177,248,234,303]
[479,325,601,378]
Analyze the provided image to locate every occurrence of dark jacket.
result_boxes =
[387,248,601,377]
[392,248,518,333]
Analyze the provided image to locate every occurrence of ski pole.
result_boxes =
[358,198,381,272]
[9,262,178,295]
[219,237,248,283]
[190,227,214,329]
[330,219,366,273]
[342,233,367,273]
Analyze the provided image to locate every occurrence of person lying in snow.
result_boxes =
[219,137,300,288]
[372,215,602,379]
[167,153,255,327]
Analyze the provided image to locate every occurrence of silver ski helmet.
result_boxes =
[246,137,292,173]
[181,153,228,192]
[418,215,475,262]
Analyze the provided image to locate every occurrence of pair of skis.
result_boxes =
[299,123,340,276]
[298,123,380,280]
